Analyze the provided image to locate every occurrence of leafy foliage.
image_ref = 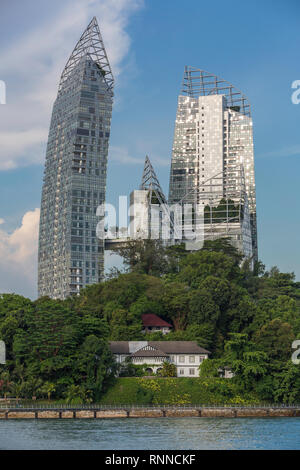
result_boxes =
[0,238,299,403]
[157,361,177,377]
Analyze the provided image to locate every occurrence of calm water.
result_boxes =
[0,418,299,450]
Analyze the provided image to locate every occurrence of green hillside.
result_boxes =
[0,238,300,404]
[99,377,258,405]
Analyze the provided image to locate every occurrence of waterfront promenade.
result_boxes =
[0,404,300,419]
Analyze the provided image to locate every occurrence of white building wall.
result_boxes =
[170,353,208,377]
[129,190,149,239]
[114,352,209,377]
[196,94,224,190]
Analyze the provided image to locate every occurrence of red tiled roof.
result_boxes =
[142,314,172,328]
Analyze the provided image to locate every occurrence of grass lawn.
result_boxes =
[99,377,258,405]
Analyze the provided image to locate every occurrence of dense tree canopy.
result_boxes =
[0,238,299,403]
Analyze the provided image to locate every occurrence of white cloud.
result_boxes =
[0,0,143,170]
[0,129,48,170]
[257,145,300,159]
[109,145,144,165]
[0,219,4,225]
[0,209,40,298]
[109,145,170,167]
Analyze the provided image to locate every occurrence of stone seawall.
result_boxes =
[0,407,299,419]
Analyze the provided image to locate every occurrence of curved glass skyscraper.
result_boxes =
[169,66,257,261]
[38,17,114,299]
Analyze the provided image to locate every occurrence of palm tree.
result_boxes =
[64,384,92,404]
[24,377,43,399]
[10,382,23,400]
[40,382,56,401]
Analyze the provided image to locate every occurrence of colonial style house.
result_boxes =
[109,341,211,377]
[141,314,172,335]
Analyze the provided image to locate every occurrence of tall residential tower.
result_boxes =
[38,18,114,299]
[169,67,257,260]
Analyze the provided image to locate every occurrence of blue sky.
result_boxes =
[0,0,299,299]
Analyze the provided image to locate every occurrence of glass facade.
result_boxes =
[169,67,257,260]
[38,18,114,299]
[129,156,173,243]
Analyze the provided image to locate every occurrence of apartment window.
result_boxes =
[179,369,184,375]
[179,356,185,363]
[189,356,195,363]
[189,369,195,375]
